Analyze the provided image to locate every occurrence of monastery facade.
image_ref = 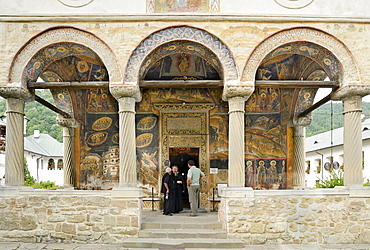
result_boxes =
[1,0,370,245]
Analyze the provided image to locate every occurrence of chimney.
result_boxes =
[34,130,40,139]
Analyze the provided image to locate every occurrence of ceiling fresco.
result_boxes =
[141,41,222,81]
[24,42,108,83]
[256,41,342,81]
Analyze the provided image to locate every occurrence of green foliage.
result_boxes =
[32,181,58,189]
[307,101,370,137]
[0,90,62,142]
[315,170,344,188]
[24,158,37,186]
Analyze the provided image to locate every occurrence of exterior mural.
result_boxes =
[149,0,219,13]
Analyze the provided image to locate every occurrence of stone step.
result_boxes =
[122,238,245,249]
[138,229,228,239]
[141,220,223,230]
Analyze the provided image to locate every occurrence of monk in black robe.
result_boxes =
[172,166,185,213]
[162,168,176,216]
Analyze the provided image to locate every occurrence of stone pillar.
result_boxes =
[332,85,370,186]
[223,84,254,187]
[110,85,141,187]
[343,96,363,186]
[291,118,311,188]
[0,87,33,186]
[228,97,246,187]
[57,118,79,187]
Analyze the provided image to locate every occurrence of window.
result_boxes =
[48,159,55,170]
[57,159,63,170]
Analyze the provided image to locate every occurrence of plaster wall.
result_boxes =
[0,20,369,87]
[24,151,64,186]
[1,0,370,18]
[305,139,370,188]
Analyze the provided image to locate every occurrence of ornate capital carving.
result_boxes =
[290,117,312,128]
[57,118,80,128]
[110,85,142,102]
[118,97,136,113]
[0,87,33,101]
[222,83,254,101]
[331,85,370,101]
[228,96,246,113]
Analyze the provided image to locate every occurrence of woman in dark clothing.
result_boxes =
[172,165,185,213]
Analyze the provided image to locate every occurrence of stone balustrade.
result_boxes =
[0,188,141,244]
[219,187,370,245]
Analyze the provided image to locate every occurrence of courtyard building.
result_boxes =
[0,0,370,246]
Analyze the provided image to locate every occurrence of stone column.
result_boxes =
[57,118,79,187]
[223,84,254,187]
[228,96,246,187]
[291,118,311,188]
[0,87,33,186]
[343,96,363,186]
[110,85,141,187]
[332,85,370,186]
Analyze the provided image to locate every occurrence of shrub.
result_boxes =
[315,170,344,188]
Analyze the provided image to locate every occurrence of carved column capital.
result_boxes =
[57,118,80,128]
[110,85,142,102]
[331,85,370,101]
[0,87,33,101]
[290,118,312,128]
[222,83,254,101]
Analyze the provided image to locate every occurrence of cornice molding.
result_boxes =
[2,14,370,23]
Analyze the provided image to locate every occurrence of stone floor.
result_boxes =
[1,242,370,250]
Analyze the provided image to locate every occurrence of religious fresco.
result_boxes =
[153,0,211,13]
[245,159,287,190]
[135,114,159,196]
[141,41,222,81]
[24,42,108,83]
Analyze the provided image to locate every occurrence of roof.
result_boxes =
[24,133,63,157]
[306,118,370,153]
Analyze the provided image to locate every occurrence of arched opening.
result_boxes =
[18,28,121,190]
[244,40,342,190]
[136,38,229,210]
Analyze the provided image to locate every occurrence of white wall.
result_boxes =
[305,141,370,187]
[25,151,64,186]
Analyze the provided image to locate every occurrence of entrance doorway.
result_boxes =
[169,148,199,208]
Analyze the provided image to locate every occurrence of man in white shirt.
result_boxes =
[186,160,205,217]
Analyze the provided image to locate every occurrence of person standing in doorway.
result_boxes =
[172,165,185,213]
[187,160,205,217]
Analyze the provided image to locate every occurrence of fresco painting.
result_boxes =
[154,0,210,13]
[136,114,160,196]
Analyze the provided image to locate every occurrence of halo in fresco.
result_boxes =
[274,0,314,9]
[58,0,94,7]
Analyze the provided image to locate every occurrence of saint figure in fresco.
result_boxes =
[267,160,277,186]
[257,160,267,187]
[101,93,109,111]
[178,53,189,72]
[245,161,254,187]
[164,56,173,73]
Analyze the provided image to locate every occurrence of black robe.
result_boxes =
[163,173,176,215]
[173,174,185,213]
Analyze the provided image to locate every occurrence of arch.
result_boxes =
[9,27,122,88]
[242,27,360,85]
[124,26,238,85]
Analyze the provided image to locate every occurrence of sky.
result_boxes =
[313,88,370,104]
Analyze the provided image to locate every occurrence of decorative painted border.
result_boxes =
[9,27,122,88]
[124,26,238,85]
[242,27,360,85]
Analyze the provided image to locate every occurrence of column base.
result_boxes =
[111,187,143,198]
[349,186,370,197]
[220,187,254,198]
